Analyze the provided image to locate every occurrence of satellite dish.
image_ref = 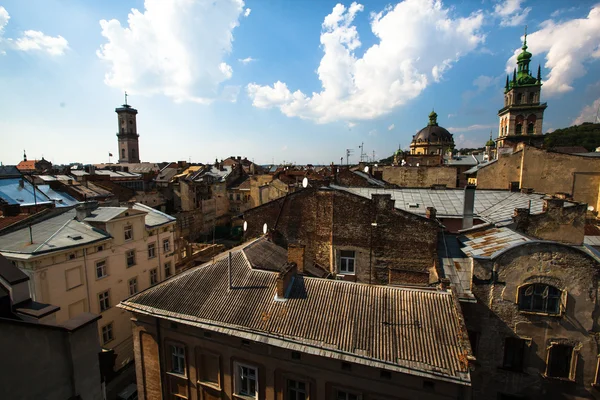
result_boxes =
[302,177,308,188]
[588,206,595,212]
[364,166,369,173]
[243,221,248,231]
[416,163,420,167]
[374,164,378,168]
[263,223,268,234]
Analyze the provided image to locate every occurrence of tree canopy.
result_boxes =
[545,122,600,151]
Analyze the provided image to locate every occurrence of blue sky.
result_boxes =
[0,0,599,166]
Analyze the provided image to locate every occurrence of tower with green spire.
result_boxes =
[497,28,547,150]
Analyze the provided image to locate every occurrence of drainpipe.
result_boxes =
[82,248,92,313]
[156,228,163,281]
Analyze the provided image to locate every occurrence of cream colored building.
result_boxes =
[0,201,176,370]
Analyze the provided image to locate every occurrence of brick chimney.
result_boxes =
[288,244,305,274]
[372,194,395,211]
[543,197,565,211]
[276,262,297,299]
[426,207,437,219]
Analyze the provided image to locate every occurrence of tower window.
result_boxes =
[121,149,125,159]
[515,123,522,135]
[528,93,535,103]
[516,93,522,104]
[527,123,534,134]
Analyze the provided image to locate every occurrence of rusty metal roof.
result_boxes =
[120,250,471,385]
[459,227,530,258]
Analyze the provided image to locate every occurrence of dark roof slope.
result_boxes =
[121,250,472,384]
[0,253,28,284]
[243,237,288,272]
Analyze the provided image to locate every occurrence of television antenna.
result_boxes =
[346,148,354,165]
[359,142,366,162]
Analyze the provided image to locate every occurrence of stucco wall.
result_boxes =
[379,166,457,188]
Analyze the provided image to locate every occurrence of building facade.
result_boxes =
[497,33,547,149]
[0,201,176,370]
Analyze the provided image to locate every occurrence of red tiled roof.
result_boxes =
[16,160,37,171]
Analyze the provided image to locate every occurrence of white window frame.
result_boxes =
[234,362,258,399]
[96,260,107,279]
[124,224,133,241]
[148,243,156,259]
[98,290,110,312]
[126,249,136,268]
[128,277,138,296]
[163,238,171,253]
[170,344,186,375]
[339,250,356,275]
[150,268,158,285]
[101,322,114,345]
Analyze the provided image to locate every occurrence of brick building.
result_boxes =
[119,242,473,400]
[243,187,440,285]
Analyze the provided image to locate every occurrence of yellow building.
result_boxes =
[0,201,176,370]
[409,111,455,155]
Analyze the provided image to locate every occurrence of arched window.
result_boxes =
[515,123,522,135]
[527,123,534,134]
[518,283,561,314]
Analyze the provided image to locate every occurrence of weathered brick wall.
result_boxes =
[513,203,587,245]
[475,150,522,190]
[243,188,438,285]
[379,166,457,188]
[463,243,600,399]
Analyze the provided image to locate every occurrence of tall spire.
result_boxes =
[536,64,541,83]
[522,25,528,51]
[124,91,128,106]
[512,68,517,85]
[23,149,27,162]
[505,75,509,91]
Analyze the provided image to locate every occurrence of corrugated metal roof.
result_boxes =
[0,179,53,206]
[332,186,567,226]
[120,250,471,384]
[458,227,530,258]
[243,237,288,271]
[439,235,473,301]
[133,203,176,227]
[37,185,79,207]
[352,171,386,187]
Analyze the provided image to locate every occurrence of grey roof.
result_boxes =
[439,235,473,301]
[463,159,497,175]
[0,209,109,256]
[444,154,487,167]
[331,185,571,226]
[458,227,530,258]
[83,204,174,228]
[192,165,232,182]
[37,185,79,207]
[584,236,600,247]
[574,152,600,157]
[0,253,28,284]
[83,207,129,222]
[94,170,142,179]
[70,170,89,177]
[0,166,21,178]
[242,237,288,271]
[133,203,176,227]
[0,179,53,206]
[352,170,386,187]
[120,250,471,384]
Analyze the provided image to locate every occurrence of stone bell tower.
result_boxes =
[497,29,547,150]
[116,92,140,163]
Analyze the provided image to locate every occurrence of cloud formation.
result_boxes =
[505,4,600,97]
[573,98,600,125]
[388,124,395,131]
[247,0,484,123]
[0,6,68,56]
[493,0,530,27]
[97,0,245,103]
[238,57,256,64]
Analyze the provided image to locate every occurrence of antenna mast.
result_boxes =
[345,148,354,165]
[359,142,366,162]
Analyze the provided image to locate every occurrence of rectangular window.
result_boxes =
[98,290,110,312]
[286,379,308,400]
[339,250,355,274]
[236,193,241,201]
[165,261,172,278]
[124,224,133,241]
[546,344,577,380]
[235,363,258,398]
[170,345,186,375]
[198,353,220,387]
[468,331,480,357]
[163,238,171,253]
[96,260,107,279]
[97,245,104,252]
[335,390,361,400]
[148,243,156,259]
[503,337,527,371]
[150,268,158,285]
[101,323,114,345]
[128,277,138,295]
[126,249,136,267]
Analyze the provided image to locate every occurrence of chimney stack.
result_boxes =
[426,207,437,219]
[75,201,99,221]
[372,194,394,211]
[288,244,305,274]
[276,262,297,299]
[462,185,476,230]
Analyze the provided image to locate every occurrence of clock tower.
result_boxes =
[497,30,547,150]
[116,93,140,163]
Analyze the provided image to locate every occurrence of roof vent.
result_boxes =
[408,202,419,208]
[68,235,83,240]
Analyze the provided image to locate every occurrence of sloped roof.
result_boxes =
[0,179,53,206]
[133,203,176,227]
[83,207,131,222]
[16,160,37,171]
[242,237,288,272]
[332,186,572,226]
[0,166,21,178]
[37,185,79,207]
[120,250,472,385]
[458,227,530,258]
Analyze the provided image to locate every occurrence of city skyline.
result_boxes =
[1,0,599,165]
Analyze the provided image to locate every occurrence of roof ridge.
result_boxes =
[33,217,75,252]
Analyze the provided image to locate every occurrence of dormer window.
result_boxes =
[518,283,562,314]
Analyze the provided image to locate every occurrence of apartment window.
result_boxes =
[124,224,133,241]
[150,268,158,285]
[546,343,578,380]
[96,260,107,279]
[503,337,527,371]
[98,290,110,312]
[170,344,186,375]
[126,249,136,267]
[165,262,172,278]
[148,243,156,259]
[97,245,104,252]
[236,193,241,201]
[101,323,114,345]
[286,379,308,400]
[518,283,561,314]
[128,277,138,295]
[198,352,220,388]
[235,363,258,398]
[339,250,355,274]
[335,390,361,400]
[229,194,233,200]
[163,238,171,253]
[68,252,76,260]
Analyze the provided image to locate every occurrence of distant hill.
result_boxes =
[545,122,600,152]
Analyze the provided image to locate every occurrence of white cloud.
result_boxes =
[247,0,485,123]
[472,75,495,91]
[238,56,256,64]
[573,98,600,125]
[388,124,395,131]
[97,0,245,104]
[0,6,68,56]
[455,133,480,149]
[368,129,377,136]
[244,8,251,17]
[448,113,457,118]
[493,0,531,27]
[348,122,357,128]
[447,124,496,133]
[505,5,600,97]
